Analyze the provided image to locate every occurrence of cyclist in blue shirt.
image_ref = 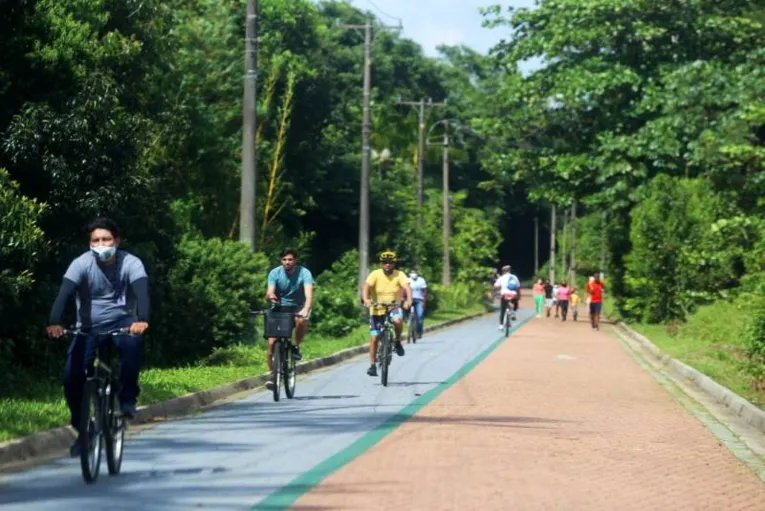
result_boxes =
[265,247,314,389]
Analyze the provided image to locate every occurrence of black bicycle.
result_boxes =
[252,308,299,401]
[65,327,131,483]
[371,302,399,387]
[406,304,417,344]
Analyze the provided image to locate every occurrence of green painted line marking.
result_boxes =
[252,314,533,510]
[612,328,765,482]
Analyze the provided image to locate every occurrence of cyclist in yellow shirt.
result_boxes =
[362,251,412,377]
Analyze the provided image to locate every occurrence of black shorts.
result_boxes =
[589,302,602,314]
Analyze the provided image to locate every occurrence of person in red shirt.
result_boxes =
[585,273,605,331]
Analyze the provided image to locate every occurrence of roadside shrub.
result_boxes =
[311,249,362,337]
[744,295,765,388]
[623,175,736,323]
[149,236,269,365]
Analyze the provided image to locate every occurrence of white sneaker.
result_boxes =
[497,324,503,330]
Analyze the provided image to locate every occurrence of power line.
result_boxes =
[365,0,403,23]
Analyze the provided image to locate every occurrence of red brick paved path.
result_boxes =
[295,299,765,510]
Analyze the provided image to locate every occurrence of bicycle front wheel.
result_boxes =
[105,379,124,475]
[272,342,282,402]
[380,331,391,387]
[79,379,103,483]
[284,344,296,399]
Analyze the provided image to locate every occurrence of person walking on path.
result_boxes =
[557,281,571,321]
[585,273,606,331]
[533,278,545,317]
[570,288,581,321]
[552,282,561,318]
[543,279,554,318]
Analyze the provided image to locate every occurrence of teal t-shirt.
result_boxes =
[267,266,314,307]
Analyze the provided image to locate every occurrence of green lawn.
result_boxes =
[605,299,765,410]
[0,306,485,443]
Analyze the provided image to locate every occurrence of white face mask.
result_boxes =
[91,244,117,262]
[409,272,417,279]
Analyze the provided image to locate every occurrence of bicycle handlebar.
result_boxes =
[63,327,131,336]
[367,302,401,310]
[250,308,306,318]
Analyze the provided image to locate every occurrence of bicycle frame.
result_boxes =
[64,327,130,483]
[370,302,399,386]
[251,307,301,401]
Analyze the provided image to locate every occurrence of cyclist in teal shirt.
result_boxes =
[265,247,314,388]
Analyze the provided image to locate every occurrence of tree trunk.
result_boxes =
[549,205,556,283]
[560,208,568,282]
[534,214,539,276]
[569,201,577,286]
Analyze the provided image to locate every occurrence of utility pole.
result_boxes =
[339,19,401,292]
[397,98,446,227]
[442,129,451,286]
[560,208,568,281]
[549,205,556,283]
[599,210,607,273]
[239,0,258,249]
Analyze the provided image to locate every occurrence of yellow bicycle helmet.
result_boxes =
[379,250,397,263]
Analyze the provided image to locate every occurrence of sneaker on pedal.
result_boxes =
[69,437,82,458]
[293,346,303,361]
[265,380,275,390]
[394,341,405,356]
[120,402,136,419]
[367,365,378,377]
[497,324,503,331]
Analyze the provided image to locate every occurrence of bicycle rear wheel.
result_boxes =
[79,379,102,483]
[272,341,282,401]
[407,310,416,344]
[504,310,511,336]
[380,331,391,387]
[284,343,296,399]
[105,378,124,475]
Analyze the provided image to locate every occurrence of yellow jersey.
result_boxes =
[366,269,408,315]
[570,293,581,307]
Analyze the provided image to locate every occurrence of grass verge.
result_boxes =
[0,306,485,443]
[606,299,765,410]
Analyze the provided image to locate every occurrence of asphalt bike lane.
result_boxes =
[0,308,530,510]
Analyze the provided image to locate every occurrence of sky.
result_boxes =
[349,0,538,58]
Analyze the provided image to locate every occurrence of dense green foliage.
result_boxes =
[3,0,765,400]
[478,0,765,384]
[0,0,503,395]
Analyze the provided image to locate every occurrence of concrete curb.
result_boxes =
[0,309,489,471]
[613,320,765,435]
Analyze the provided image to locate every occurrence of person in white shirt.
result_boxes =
[407,266,428,339]
[493,265,521,329]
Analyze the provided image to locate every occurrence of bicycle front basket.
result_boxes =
[265,312,295,338]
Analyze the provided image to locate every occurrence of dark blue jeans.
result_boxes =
[411,299,425,337]
[63,326,142,432]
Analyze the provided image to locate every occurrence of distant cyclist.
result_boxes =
[494,265,520,330]
[264,247,314,389]
[362,251,412,377]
